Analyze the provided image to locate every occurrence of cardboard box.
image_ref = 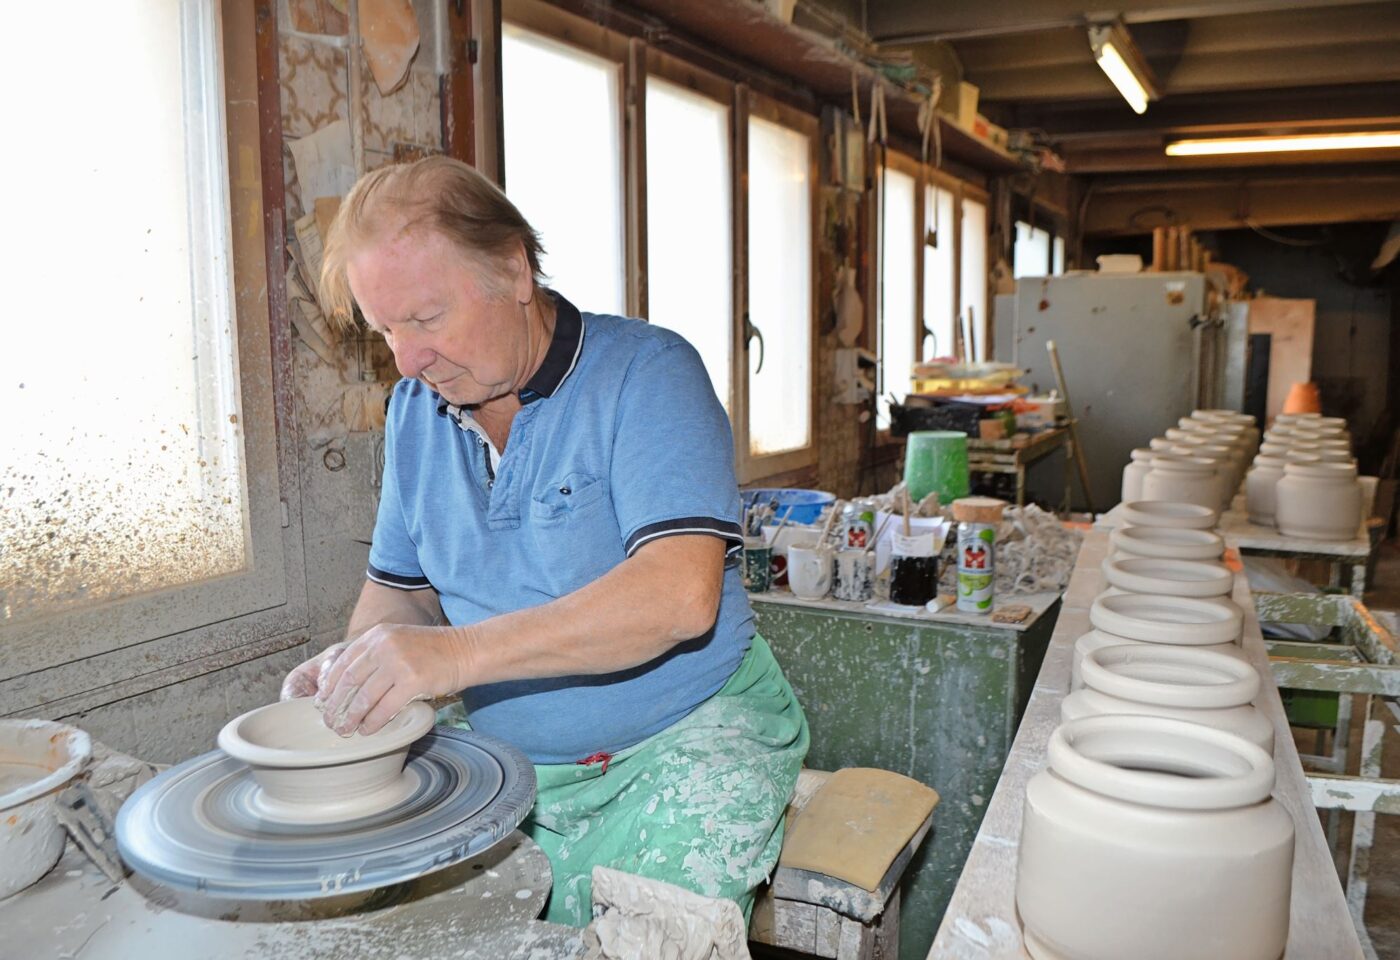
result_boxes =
[956,81,980,127]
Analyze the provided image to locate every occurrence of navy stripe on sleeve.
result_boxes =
[366,563,434,591]
[624,517,745,560]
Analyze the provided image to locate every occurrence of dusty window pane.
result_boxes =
[0,0,248,622]
[646,79,732,411]
[502,26,625,315]
[747,116,811,456]
[879,167,916,422]
[961,197,989,361]
[1015,220,1052,278]
[924,185,957,359]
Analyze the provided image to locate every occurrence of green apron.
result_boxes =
[437,633,809,926]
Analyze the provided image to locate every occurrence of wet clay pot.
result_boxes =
[1072,592,1244,688]
[1100,556,1233,599]
[1273,461,1364,541]
[1016,715,1293,960]
[1064,643,1273,752]
[0,720,92,899]
[1140,456,1220,513]
[1109,525,1224,562]
[1119,500,1217,530]
[1245,452,1320,527]
[1120,449,1155,505]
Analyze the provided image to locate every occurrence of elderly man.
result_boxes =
[280,155,808,926]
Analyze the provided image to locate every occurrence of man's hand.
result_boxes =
[279,642,349,701]
[315,623,476,736]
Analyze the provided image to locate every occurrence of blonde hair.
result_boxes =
[319,156,546,330]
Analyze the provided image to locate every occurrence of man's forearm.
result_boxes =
[458,535,724,686]
[345,579,445,641]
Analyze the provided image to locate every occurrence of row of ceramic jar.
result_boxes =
[1245,413,1361,540]
[1017,500,1293,960]
[1121,408,1263,514]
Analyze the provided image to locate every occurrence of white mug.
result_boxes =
[787,540,834,600]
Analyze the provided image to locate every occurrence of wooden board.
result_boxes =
[928,527,1363,959]
[1247,296,1316,424]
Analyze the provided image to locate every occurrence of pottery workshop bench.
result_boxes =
[751,588,1062,960]
[928,527,1363,959]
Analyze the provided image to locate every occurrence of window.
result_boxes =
[746,112,813,459]
[1015,220,1053,278]
[960,196,988,361]
[645,78,731,410]
[502,26,626,315]
[1053,235,1066,275]
[924,183,957,360]
[1,1,301,715]
[878,164,917,422]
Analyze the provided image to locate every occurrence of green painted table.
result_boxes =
[752,589,1061,960]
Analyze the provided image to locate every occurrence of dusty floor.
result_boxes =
[1330,538,1400,958]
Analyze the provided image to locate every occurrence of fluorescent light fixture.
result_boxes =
[1166,131,1400,156]
[1088,23,1159,116]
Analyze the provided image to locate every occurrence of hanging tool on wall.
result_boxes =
[1047,339,1096,513]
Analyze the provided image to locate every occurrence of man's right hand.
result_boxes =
[279,642,349,701]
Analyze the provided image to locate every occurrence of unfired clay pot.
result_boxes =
[1100,556,1233,598]
[1016,715,1293,960]
[1140,456,1220,512]
[1120,448,1154,505]
[1073,592,1244,688]
[0,720,92,899]
[1246,452,1320,527]
[1109,525,1224,562]
[1273,460,1364,541]
[1119,499,1217,530]
[1065,644,1273,751]
[218,698,436,823]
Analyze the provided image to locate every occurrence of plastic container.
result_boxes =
[741,488,835,526]
[904,431,970,505]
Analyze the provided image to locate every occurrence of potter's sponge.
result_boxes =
[778,767,939,892]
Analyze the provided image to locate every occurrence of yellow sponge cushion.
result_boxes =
[778,767,940,892]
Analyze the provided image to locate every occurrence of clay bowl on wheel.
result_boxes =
[218,698,435,824]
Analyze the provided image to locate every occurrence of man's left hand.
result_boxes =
[315,623,475,736]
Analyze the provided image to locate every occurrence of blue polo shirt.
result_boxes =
[367,292,753,763]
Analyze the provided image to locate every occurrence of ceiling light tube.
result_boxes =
[1088,23,1159,116]
[1166,131,1400,156]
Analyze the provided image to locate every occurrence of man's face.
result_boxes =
[347,227,533,407]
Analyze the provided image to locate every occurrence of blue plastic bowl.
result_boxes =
[740,488,836,526]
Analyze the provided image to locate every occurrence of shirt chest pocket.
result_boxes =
[530,471,610,522]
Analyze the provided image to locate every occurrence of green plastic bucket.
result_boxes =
[905,430,970,504]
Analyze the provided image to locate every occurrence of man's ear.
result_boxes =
[508,240,533,304]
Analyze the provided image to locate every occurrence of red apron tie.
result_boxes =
[576,751,613,774]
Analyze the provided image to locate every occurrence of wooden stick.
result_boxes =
[902,488,912,537]
[819,500,842,545]
[1047,339,1095,513]
[867,511,894,555]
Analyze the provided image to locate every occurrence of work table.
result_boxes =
[928,527,1362,959]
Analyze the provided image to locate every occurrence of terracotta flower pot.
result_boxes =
[1282,381,1321,414]
[1016,716,1293,960]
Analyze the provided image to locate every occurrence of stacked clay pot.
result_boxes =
[1017,497,1294,960]
[1246,414,1361,539]
[1126,409,1261,514]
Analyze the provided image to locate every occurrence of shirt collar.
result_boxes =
[436,290,586,422]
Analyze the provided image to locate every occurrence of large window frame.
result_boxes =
[0,0,307,719]
[873,152,991,433]
[501,1,819,483]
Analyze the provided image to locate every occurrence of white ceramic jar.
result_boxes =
[1101,556,1233,599]
[1073,592,1245,688]
[1016,715,1293,960]
[1065,644,1273,751]
[1120,448,1155,505]
[1245,452,1320,526]
[1140,455,1220,512]
[1118,500,1217,530]
[1274,460,1364,541]
[1109,525,1225,562]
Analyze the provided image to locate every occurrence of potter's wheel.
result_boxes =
[116,727,536,900]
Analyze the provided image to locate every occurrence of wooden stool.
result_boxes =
[749,768,939,960]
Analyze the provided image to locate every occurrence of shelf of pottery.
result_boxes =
[930,504,1362,959]
[1122,410,1366,545]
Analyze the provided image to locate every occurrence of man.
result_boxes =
[280,156,808,926]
